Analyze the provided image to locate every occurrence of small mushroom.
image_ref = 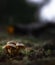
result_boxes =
[16,42,25,50]
[2,43,16,56]
[7,41,16,45]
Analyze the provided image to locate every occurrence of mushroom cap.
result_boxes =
[7,41,16,45]
[2,44,16,49]
[16,43,25,47]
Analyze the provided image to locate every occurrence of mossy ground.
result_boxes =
[0,37,55,65]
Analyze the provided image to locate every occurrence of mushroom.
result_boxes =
[16,42,25,50]
[2,43,16,56]
[7,41,16,45]
[15,42,26,56]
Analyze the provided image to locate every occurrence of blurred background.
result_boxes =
[0,0,55,40]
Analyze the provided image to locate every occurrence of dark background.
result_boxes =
[0,0,36,24]
[0,0,55,40]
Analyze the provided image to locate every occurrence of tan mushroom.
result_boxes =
[7,41,16,45]
[15,42,25,55]
[16,42,25,50]
[2,43,16,56]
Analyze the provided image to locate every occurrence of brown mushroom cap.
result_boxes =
[16,43,25,49]
[7,41,16,45]
[16,43,24,46]
[2,44,16,49]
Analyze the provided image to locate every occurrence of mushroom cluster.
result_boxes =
[2,41,25,57]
